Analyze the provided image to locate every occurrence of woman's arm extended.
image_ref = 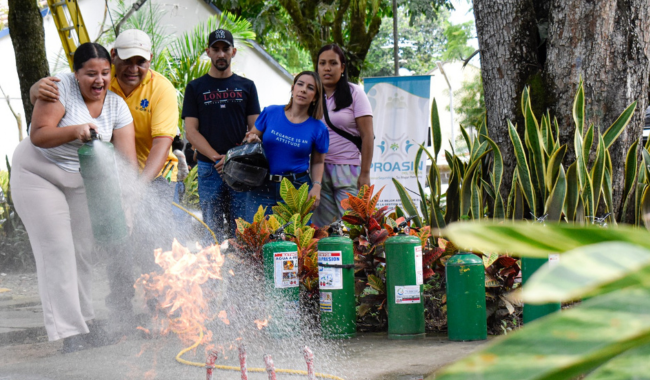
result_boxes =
[308,151,326,210]
[30,99,97,148]
[111,121,138,170]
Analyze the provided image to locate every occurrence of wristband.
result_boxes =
[313,181,322,186]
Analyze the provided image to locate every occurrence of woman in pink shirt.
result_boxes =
[312,44,374,227]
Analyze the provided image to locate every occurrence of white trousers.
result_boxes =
[11,138,94,341]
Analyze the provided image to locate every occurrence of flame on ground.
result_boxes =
[254,317,270,330]
[135,239,225,347]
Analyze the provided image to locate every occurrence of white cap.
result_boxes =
[113,29,152,60]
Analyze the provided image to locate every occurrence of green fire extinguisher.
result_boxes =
[318,220,356,339]
[446,251,487,341]
[522,214,561,323]
[77,131,128,244]
[385,216,425,340]
[263,222,300,338]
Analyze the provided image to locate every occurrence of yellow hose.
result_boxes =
[175,330,345,380]
[170,203,345,379]
[172,202,218,244]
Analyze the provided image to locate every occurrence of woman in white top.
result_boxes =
[10,42,136,353]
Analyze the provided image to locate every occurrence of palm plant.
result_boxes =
[432,221,650,380]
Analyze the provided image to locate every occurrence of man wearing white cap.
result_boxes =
[30,29,179,332]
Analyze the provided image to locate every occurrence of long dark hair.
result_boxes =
[285,71,324,120]
[73,42,111,71]
[316,44,353,111]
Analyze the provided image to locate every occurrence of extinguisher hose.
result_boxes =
[172,202,218,244]
[175,329,346,380]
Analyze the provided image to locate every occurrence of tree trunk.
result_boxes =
[473,0,541,204]
[8,0,50,131]
[544,0,650,222]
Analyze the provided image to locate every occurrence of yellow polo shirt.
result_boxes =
[110,68,178,181]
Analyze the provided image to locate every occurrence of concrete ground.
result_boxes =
[0,268,488,380]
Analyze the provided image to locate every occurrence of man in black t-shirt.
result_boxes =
[183,29,261,242]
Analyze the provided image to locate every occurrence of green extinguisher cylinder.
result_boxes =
[318,235,356,339]
[385,234,425,340]
[522,257,561,323]
[446,252,487,341]
[263,240,300,338]
[78,141,128,244]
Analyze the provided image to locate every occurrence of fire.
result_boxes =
[135,239,225,347]
[254,317,270,330]
[218,310,230,325]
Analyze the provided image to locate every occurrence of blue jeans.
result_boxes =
[246,174,312,222]
[197,160,248,243]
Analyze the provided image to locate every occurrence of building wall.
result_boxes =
[0,0,292,169]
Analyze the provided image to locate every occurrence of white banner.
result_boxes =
[364,76,431,209]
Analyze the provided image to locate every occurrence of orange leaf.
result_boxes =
[368,185,385,211]
[340,198,351,210]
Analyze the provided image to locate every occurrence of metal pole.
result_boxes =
[392,0,399,76]
[436,61,454,150]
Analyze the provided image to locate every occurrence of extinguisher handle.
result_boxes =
[270,221,293,240]
[397,215,418,232]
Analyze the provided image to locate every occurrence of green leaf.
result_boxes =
[584,343,650,379]
[508,121,536,214]
[367,274,385,293]
[417,181,430,226]
[602,101,637,149]
[431,98,442,160]
[443,221,650,257]
[470,141,488,165]
[544,165,566,222]
[642,186,650,231]
[545,145,567,193]
[582,123,594,163]
[297,183,309,212]
[392,178,422,227]
[590,136,606,211]
[524,95,546,208]
[460,150,490,218]
[522,242,650,303]
[460,125,473,154]
[445,161,461,224]
[253,205,267,224]
[431,286,650,380]
[603,168,614,217]
[471,172,482,220]
[565,162,579,222]
[279,178,295,209]
[482,252,499,268]
[624,140,640,197]
[573,77,585,136]
[574,124,587,188]
[482,136,503,197]
[481,179,495,200]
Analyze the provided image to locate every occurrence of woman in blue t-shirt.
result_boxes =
[244,71,329,217]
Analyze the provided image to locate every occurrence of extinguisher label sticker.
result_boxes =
[318,251,343,290]
[274,251,299,288]
[395,285,421,304]
[320,292,333,312]
[415,246,423,285]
